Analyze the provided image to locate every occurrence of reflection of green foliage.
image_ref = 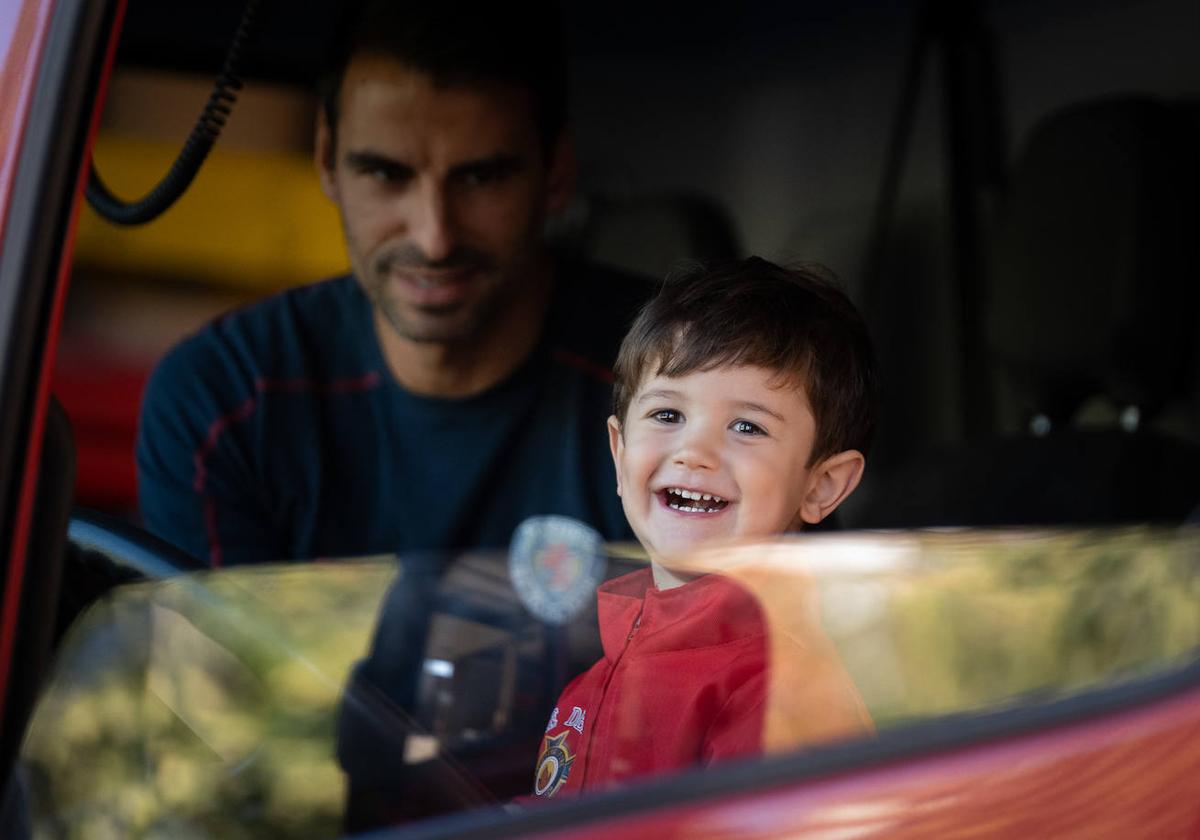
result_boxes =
[21,531,1200,834]
[847,527,1200,725]
[22,562,397,839]
[1054,537,1200,684]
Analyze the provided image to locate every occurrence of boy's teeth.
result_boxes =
[667,487,726,504]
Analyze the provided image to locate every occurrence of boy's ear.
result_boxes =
[607,415,623,497]
[796,450,865,526]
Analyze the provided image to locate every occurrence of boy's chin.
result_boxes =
[651,536,773,579]
[651,539,740,578]
[648,560,704,590]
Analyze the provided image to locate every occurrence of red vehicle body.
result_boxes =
[544,684,1200,839]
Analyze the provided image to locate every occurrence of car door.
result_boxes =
[0,0,123,793]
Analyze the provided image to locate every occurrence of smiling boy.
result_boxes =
[531,257,878,799]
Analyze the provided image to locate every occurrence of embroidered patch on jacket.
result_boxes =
[533,731,576,798]
[564,705,586,734]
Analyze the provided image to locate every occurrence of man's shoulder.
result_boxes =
[558,258,654,321]
[169,275,365,365]
[212,274,365,344]
[146,275,372,401]
[548,259,654,362]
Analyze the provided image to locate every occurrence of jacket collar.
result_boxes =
[596,567,765,660]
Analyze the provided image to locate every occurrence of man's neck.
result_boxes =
[375,263,555,398]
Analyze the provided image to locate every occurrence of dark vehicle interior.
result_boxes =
[2,0,1199,835]
[63,0,1200,531]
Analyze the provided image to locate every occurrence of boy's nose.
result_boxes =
[672,425,720,470]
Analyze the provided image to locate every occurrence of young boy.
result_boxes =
[530,257,878,800]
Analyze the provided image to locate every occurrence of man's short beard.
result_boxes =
[373,243,492,278]
[375,297,485,344]
[363,242,501,343]
[368,271,514,345]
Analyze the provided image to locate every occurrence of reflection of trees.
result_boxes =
[19,531,1200,834]
[863,528,1200,723]
[21,562,396,839]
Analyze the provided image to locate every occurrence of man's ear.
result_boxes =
[607,415,623,497]
[314,112,339,202]
[796,450,865,526]
[544,131,577,217]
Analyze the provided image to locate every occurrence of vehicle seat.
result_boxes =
[851,96,1200,528]
[988,96,1200,440]
[558,192,741,280]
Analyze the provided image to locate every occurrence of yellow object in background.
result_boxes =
[76,134,348,292]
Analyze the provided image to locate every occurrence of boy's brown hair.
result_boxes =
[612,257,878,466]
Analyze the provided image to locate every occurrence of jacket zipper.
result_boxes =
[578,607,642,789]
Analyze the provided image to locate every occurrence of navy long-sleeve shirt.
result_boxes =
[136,264,648,566]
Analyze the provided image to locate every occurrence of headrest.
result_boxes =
[574,193,740,279]
[988,97,1200,424]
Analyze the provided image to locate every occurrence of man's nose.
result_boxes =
[407,183,456,263]
[673,423,720,470]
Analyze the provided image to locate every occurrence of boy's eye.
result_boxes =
[651,409,682,424]
[731,419,766,436]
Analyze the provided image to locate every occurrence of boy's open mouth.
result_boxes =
[661,487,729,514]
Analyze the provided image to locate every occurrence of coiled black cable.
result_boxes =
[86,0,264,225]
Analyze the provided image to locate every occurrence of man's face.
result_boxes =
[609,365,824,567]
[317,54,571,344]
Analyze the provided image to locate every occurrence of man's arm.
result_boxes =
[136,335,280,567]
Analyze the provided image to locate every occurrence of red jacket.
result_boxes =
[532,568,770,799]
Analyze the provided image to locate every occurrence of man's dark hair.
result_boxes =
[612,257,879,465]
[319,0,568,154]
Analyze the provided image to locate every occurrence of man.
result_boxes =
[136,0,647,566]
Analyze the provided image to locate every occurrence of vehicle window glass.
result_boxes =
[20,527,1200,836]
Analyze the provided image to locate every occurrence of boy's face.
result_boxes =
[609,364,848,568]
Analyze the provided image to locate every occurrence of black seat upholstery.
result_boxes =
[987,97,1200,434]
[852,96,1200,529]
[563,192,741,280]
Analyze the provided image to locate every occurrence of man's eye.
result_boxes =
[731,420,765,436]
[362,164,410,185]
[458,167,506,188]
[651,409,682,424]
[461,171,492,187]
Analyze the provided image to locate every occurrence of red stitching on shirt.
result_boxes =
[193,371,383,567]
[194,395,257,493]
[551,348,614,384]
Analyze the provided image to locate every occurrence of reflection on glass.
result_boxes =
[525,560,872,804]
[21,563,396,838]
[18,527,1200,837]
